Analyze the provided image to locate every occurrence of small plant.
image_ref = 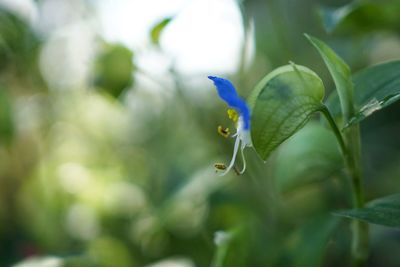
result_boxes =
[209,34,400,267]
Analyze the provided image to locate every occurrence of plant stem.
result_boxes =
[344,125,369,267]
[319,105,368,266]
[319,105,347,156]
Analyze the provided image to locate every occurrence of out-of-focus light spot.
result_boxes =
[0,0,38,25]
[39,22,96,90]
[88,237,136,267]
[214,230,231,246]
[14,95,47,134]
[65,204,99,241]
[134,49,174,92]
[78,93,130,141]
[369,34,400,63]
[145,257,195,267]
[48,123,91,161]
[164,199,208,236]
[96,0,188,49]
[57,162,91,194]
[97,0,244,75]
[130,215,168,256]
[36,0,88,34]
[162,0,244,74]
[12,256,63,267]
[103,181,147,215]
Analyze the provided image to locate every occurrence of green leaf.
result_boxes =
[305,34,354,124]
[335,193,400,227]
[249,64,325,161]
[275,123,342,192]
[319,1,400,34]
[150,17,173,46]
[327,60,400,126]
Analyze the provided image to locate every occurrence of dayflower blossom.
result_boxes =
[208,76,252,175]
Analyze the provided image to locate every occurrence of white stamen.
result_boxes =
[239,146,247,174]
[217,115,252,176]
[219,134,241,176]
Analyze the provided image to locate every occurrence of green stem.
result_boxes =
[319,105,347,156]
[344,125,369,267]
[211,242,229,267]
[319,105,368,266]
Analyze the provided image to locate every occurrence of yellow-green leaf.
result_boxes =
[150,17,173,46]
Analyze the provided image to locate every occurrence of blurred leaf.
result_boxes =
[319,1,400,34]
[88,237,137,267]
[0,88,14,144]
[249,64,325,161]
[150,17,173,46]
[319,2,361,33]
[275,123,342,192]
[327,60,400,126]
[285,216,339,267]
[94,43,134,98]
[63,255,96,267]
[306,34,353,124]
[335,193,400,227]
[0,8,40,72]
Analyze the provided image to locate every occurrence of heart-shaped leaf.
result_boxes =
[327,60,400,126]
[335,193,400,227]
[249,64,325,161]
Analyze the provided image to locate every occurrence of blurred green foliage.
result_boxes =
[320,0,400,34]
[0,87,14,144]
[1,1,400,267]
[94,44,134,98]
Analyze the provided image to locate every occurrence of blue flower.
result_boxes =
[208,76,252,175]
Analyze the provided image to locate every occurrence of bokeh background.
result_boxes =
[1,0,400,266]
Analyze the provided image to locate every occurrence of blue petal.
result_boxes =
[208,76,250,130]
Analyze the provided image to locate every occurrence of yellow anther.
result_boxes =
[217,125,230,138]
[214,163,227,171]
[227,109,239,123]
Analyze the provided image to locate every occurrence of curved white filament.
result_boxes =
[239,146,247,174]
[219,135,241,176]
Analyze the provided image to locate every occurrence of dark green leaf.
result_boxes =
[306,34,354,124]
[327,60,400,126]
[275,123,342,192]
[150,17,173,46]
[335,193,400,227]
[249,64,325,160]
